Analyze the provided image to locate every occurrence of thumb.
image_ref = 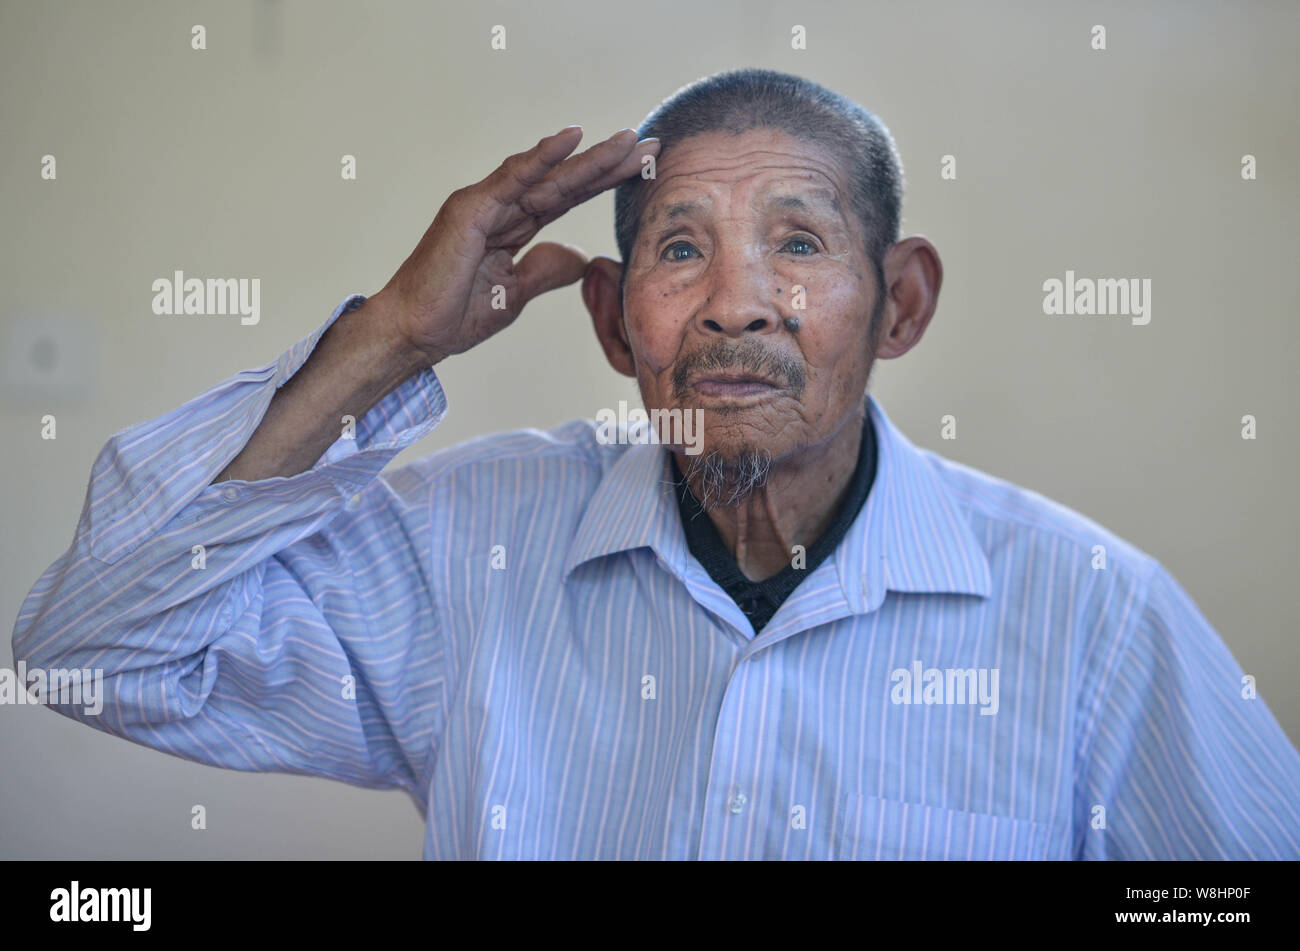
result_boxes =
[514,241,590,306]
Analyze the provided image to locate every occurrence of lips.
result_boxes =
[689,372,782,399]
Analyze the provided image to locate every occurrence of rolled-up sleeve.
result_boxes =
[11,294,451,808]
[1076,563,1300,859]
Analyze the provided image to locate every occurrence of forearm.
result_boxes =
[213,292,431,484]
[11,287,451,780]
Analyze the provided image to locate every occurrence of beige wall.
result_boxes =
[2,0,1296,858]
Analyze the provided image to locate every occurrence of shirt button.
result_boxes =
[221,485,239,503]
[727,791,748,815]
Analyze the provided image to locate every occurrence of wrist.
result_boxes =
[362,289,445,377]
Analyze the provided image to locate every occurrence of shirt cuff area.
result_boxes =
[85,294,448,565]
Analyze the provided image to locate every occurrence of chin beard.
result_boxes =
[679,446,774,512]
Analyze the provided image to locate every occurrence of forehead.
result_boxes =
[640,128,850,225]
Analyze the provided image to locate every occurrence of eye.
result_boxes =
[781,235,818,255]
[661,241,699,262]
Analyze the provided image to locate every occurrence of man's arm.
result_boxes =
[1074,563,1300,859]
[11,124,658,802]
[213,124,658,485]
[12,294,453,797]
[212,291,428,484]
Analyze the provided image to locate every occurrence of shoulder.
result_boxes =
[384,415,629,514]
[921,446,1162,590]
[915,448,1212,748]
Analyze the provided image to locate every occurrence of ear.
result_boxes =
[873,236,943,360]
[582,255,636,378]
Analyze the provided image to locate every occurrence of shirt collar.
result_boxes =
[562,393,992,614]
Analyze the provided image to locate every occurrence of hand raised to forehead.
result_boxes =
[375,126,660,366]
[473,126,657,253]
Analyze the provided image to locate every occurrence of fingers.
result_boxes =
[478,126,587,206]
[513,241,590,306]
[472,127,659,250]
[521,133,660,227]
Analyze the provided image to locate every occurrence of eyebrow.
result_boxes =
[654,200,703,224]
[758,192,843,219]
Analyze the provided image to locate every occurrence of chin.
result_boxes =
[694,430,786,469]
[677,439,776,510]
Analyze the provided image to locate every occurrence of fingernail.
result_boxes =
[555,125,582,135]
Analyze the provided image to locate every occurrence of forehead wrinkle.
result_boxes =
[643,170,847,229]
[639,131,850,222]
[644,187,844,230]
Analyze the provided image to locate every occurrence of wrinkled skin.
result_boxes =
[583,128,941,581]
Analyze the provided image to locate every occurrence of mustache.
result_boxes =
[670,338,806,400]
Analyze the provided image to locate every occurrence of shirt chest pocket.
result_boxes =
[835,792,1062,860]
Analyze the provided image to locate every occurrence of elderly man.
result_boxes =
[13,68,1300,860]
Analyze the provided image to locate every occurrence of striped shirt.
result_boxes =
[12,293,1300,860]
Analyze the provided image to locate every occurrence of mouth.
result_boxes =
[688,372,782,400]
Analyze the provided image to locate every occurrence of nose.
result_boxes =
[694,254,783,339]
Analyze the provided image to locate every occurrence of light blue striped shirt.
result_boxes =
[13,293,1300,860]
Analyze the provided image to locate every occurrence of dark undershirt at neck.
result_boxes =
[669,405,877,635]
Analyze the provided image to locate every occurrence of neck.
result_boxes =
[675,403,866,581]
